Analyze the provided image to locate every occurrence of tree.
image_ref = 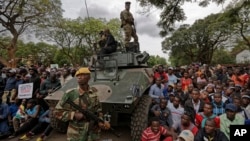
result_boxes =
[211,48,235,64]
[53,49,71,67]
[224,0,250,49]
[15,41,58,66]
[148,55,167,67]
[230,38,250,56]
[168,48,192,66]
[46,17,122,66]
[0,0,62,67]
[163,13,231,64]
[137,0,228,36]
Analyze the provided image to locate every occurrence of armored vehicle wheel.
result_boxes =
[131,95,152,141]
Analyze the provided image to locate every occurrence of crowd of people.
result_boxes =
[0,62,250,141]
[0,65,76,140]
[143,64,250,141]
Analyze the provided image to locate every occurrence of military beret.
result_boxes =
[125,1,131,5]
[75,67,91,76]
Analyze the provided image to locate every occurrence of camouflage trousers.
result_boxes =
[67,121,100,141]
[123,24,138,47]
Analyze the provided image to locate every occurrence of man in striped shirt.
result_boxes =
[141,117,173,141]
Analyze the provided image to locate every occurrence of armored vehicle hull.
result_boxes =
[46,44,154,141]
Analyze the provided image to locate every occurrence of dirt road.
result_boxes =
[5,126,131,141]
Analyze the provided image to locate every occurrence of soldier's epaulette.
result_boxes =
[65,88,77,94]
[89,87,98,93]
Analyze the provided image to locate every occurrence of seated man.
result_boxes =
[38,73,61,111]
[149,77,165,104]
[168,96,184,125]
[19,109,53,141]
[171,111,198,137]
[220,103,244,140]
[150,98,173,128]
[99,29,117,56]
[195,118,228,141]
[10,99,42,138]
[195,103,220,129]
[241,95,250,124]
[141,117,173,141]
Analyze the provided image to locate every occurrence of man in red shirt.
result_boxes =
[154,65,168,84]
[141,117,173,141]
[195,103,220,129]
[180,72,192,92]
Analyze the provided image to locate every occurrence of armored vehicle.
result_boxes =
[45,43,154,141]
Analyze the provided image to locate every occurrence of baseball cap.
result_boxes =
[25,74,31,78]
[168,83,174,88]
[235,84,242,88]
[178,130,194,141]
[225,103,237,112]
[9,69,16,73]
[168,67,173,70]
[75,67,91,76]
[169,92,175,96]
[242,95,250,99]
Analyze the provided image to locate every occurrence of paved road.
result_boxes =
[5,126,131,141]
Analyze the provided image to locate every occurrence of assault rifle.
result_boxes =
[65,99,121,137]
[48,86,62,96]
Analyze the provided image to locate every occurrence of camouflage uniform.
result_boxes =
[120,2,138,47]
[54,87,101,141]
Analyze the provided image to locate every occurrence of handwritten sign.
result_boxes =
[50,64,59,69]
[18,83,33,99]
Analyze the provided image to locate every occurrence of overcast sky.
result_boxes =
[61,0,230,60]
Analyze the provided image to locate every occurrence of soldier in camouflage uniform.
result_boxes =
[54,67,110,141]
[120,1,138,48]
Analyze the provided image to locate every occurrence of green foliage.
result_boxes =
[168,51,192,66]
[231,38,250,56]
[0,0,63,37]
[47,17,122,66]
[163,13,231,64]
[148,55,167,67]
[15,41,58,66]
[211,48,235,65]
[53,50,71,67]
[137,0,227,36]
[0,0,63,67]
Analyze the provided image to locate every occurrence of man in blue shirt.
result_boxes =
[149,77,164,104]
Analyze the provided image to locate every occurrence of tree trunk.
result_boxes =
[0,35,19,68]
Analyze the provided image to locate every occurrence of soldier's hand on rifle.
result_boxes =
[36,94,43,99]
[98,121,111,130]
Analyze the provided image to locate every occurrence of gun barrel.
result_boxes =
[65,99,121,137]
[65,99,103,123]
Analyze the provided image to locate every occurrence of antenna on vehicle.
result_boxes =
[84,0,90,20]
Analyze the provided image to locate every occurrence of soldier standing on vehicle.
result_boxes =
[54,67,110,141]
[120,1,138,48]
